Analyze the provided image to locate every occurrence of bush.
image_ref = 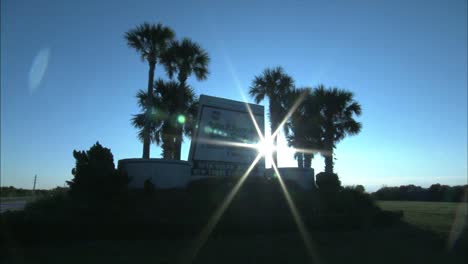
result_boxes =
[316,172,341,193]
[67,142,128,202]
[355,185,365,193]
[143,179,155,195]
[338,187,381,226]
[1,171,403,243]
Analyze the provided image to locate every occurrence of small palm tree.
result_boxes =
[250,67,294,167]
[132,80,198,159]
[161,38,209,160]
[313,85,362,173]
[125,23,175,158]
[155,79,198,160]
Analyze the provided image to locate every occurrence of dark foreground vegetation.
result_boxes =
[1,174,402,242]
[1,142,467,263]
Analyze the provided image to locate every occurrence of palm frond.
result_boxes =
[161,38,210,83]
[125,22,175,63]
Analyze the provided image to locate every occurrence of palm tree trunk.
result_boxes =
[142,61,156,159]
[270,105,279,167]
[296,153,303,168]
[174,128,182,160]
[173,77,187,160]
[161,123,172,159]
[304,153,312,168]
[324,139,334,173]
[272,128,278,167]
[324,153,333,173]
[322,120,334,173]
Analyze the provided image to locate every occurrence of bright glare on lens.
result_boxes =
[256,137,274,157]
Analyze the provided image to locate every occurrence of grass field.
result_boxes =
[3,201,467,264]
[379,201,468,237]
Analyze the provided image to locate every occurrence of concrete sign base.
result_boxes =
[118,159,191,189]
[264,167,315,189]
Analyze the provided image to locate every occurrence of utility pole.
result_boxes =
[33,174,37,194]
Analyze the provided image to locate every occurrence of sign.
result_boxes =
[189,95,265,178]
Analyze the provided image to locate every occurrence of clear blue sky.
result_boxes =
[1,0,467,191]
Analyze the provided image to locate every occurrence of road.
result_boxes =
[0,198,30,213]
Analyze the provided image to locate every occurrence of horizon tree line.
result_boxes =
[125,23,362,175]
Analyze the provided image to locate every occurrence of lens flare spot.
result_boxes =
[28,48,51,94]
[177,115,186,124]
[204,126,212,133]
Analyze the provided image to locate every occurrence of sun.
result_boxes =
[256,134,292,168]
[256,137,275,157]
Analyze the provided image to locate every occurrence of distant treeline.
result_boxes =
[0,186,67,197]
[372,184,467,202]
[2,184,467,202]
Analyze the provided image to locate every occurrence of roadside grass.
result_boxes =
[0,196,37,202]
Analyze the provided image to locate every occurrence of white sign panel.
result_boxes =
[189,95,265,178]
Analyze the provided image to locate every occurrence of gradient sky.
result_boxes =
[1,0,467,191]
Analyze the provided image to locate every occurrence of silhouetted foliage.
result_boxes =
[316,172,342,193]
[1,176,406,244]
[286,87,321,169]
[131,37,207,161]
[143,178,155,195]
[335,187,381,226]
[125,22,175,158]
[373,184,467,202]
[312,85,362,174]
[284,85,362,173]
[132,80,198,159]
[161,38,209,160]
[67,142,128,202]
[355,185,365,193]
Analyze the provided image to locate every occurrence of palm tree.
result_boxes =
[125,23,175,158]
[250,67,294,167]
[286,87,321,169]
[161,38,209,160]
[132,79,198,160]
[313,85,362,174]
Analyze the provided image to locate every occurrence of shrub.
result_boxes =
[355,185,365,193]
[316,172,341,193]
[1,172,403,244]
[338,187,380,225]
[143,179,155,195]
[67,142,128,202]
